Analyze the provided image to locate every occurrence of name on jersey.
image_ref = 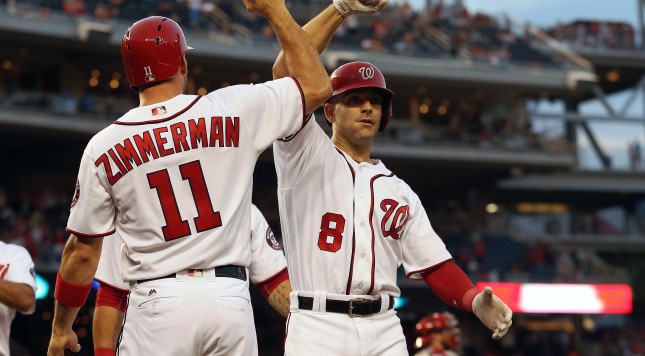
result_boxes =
[95,116,240,185]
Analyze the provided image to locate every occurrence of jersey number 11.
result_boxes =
[148,160,222,241]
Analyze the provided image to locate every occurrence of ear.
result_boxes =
[323,103,335,124]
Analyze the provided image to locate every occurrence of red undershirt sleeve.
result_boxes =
[421,261,480,312]
[95,283,128,313]
[256,268,289,299]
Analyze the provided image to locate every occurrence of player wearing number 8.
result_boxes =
[272,1,512,355]
[47,4,332,356]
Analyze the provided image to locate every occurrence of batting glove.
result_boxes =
[472,287,513,340]
[332,0,387,17]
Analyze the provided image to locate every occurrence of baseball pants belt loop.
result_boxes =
[297,295,394,317]
[136,265,247,284]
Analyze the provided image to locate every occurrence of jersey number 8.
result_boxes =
[318,212,346,252]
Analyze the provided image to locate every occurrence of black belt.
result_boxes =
[136,265,247,284]
[298,296,394,317]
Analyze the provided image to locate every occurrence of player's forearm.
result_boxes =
[273,5,344,79]
[51,301,82,334]
[267,279,292,317]
[93,306,124,349]
[59,234,103,284]
[0,280,35,313]
[266,6,332,113]
[52,235,103,333]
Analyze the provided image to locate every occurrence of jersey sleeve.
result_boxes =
[95,234,129,291]
[66,148,116,237]
[248,205,287,284]
[400,193,453,280]
[272,114,329,188]
[212,77,306,154]
[6,245,36,314]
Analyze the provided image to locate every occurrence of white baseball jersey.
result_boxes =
[95,204,287,290]
[67,77,304,281]
[273,116,452,297]
[0,242,36,356]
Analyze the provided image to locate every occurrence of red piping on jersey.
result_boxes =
[279,113,313,142]
[114,96,203,126]
[114,289,131,351]
[65,227,116,238]
[254,266,288,286]
[367,172,395,295]
[284,313,292,346]
[405,258,454,278]
[335,148,357,295]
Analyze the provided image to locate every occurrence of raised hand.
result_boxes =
[333,0,387,17]
[242,0,285,18]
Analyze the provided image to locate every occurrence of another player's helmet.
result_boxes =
[414,312,461,350]
[328,61,394,132]
[121,16,192,88]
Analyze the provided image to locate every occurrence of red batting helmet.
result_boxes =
[328,61,394,132]
[121,16,193,88]
[414,312,461,350]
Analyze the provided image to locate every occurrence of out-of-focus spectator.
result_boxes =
[93,2,114,21]
[62,0,86,17]
[394,32,418,56]
[629,140,641,171]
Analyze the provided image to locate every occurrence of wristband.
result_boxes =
[54,271,92,307]
[333,0,352,17]
[95,348,116,356]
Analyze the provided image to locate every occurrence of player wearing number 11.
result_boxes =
[47,3,331,355]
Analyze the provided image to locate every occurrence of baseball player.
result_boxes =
[414,312,462,356]
[271,3,512,355]
[92,204,291,355]
[47,2,332,354]
[0,241,36,356]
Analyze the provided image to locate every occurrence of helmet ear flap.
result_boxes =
[378,94,392,132]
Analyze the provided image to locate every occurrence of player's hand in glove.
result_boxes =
[333,0,387,17]
[472,286,513,340]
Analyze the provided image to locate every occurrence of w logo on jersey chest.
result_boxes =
[380,199,410,240]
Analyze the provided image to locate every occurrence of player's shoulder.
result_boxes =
[3,243,32,260]
[375,161,418,192]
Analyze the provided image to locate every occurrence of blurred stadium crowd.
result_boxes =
[2,0,642,165]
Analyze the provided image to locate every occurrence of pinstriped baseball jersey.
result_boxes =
[95,204,287,290]
[68,77,305,282]
[273,116,452,297]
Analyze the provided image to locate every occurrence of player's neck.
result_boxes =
[332,136,373,163]
[138,81,183,107]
